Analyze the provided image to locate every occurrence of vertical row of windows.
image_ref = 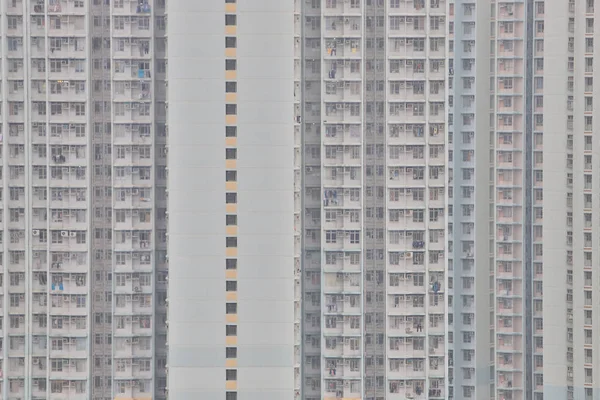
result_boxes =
[580,1,594,399]
[225,1,238,400]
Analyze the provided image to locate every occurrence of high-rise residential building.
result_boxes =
[450,0,600,399]
[0,0,168,398]
[167,0,301,399]
[160,1,600,400]
[6,0,599,398]
[301,0,449,399]
[448,0,493,399]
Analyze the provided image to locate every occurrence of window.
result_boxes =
[226,104,237,115]
[226,259,237,270]
[536,21,544,33]
[226,60,237,70]
[51,103,63,115]
[226,149,237,159]
[226,393,237,400]
[226,126,237,137]
[325,231,337,243]
[226,192,237,204]
[226,215,237,225]
[226,325,237,336]
[226,171,237,182]
[226,281,237,291]
[226,347,237,358]
[225,37,237,48]
[226,370,237,381]
[226,303,237,314]
[226,237,238,248]
[226,82,237,93]
[225,15,237,25]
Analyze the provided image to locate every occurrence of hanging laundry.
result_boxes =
[412,240,425,249]
[59,282,64,291]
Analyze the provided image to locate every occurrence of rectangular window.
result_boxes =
[226,149,237,159]
[226,237,238,248]
[226,192,237,204]
[226,370,237,381]
[226,171,237,181]
[226,215,237,225]
[225,15,237,25]
[226,82,237,93]
[226,60,237,70]
[225,37,237,48]
[226,104,237,115]
[226,347,237,358]
[226,325,237,336]
[226,259,237,270]
[226,281,237,291]
[226,126,237,137]
[226,303,238,314]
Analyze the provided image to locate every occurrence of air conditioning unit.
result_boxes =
[133,286,141,293]
[70,232,77,237]
[60,231,68,237]
[33,358,39,365]
[32,230,40,236]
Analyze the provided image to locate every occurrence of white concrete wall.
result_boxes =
[167,0,296,399]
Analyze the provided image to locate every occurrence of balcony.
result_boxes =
[112,0,152,15]
[322,0,362,15]
[323,17,362,38]
[323,364,360,380]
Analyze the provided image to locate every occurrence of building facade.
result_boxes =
[301,0,449,399]
[0,0,168,398]
[450,0,600,399]
[165,0,600,399]
[167,0,300,399]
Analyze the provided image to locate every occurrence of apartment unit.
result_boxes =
[0,0,168,398]
[167,0,300,399]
